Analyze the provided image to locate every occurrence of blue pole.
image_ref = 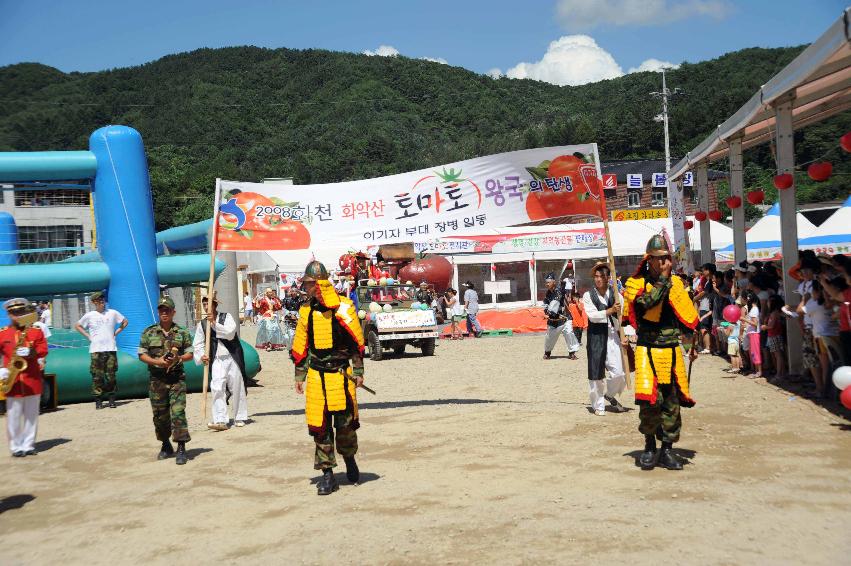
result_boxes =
[89,126,159,354]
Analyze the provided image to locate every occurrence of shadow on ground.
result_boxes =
[253,398,517,417]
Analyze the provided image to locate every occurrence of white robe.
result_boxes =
[193,313,248,424]
[582,288,626,412]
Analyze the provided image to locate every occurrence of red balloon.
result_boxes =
[773,173,794,190]
[683,220,694,230]
[747,190,765,205]
[807,162,833,182]
[725,196,742,209]
[708,210,722,222]
[841,386,851,410]
[723,304,741,324]
[694,211,707,222]
[840,132,851,153]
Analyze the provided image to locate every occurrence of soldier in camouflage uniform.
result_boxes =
[138,296,194,465]
[291,261,366,495]
[623,235,699,471]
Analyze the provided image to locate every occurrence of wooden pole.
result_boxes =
[592,145,632,390]
[201,178,223,419]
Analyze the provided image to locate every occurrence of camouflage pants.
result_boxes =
[314,410,358,470]
[638,382,682,443]
[90,351,118,398]
[149,377,190,443]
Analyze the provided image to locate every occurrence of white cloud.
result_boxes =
[420,56,448,65]
[628,58,680,73]
[556,0,730,31]
[486,68,503,79]
[363,45,400,57]
[505,35,623,86]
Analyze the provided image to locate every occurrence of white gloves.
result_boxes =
[0,368,9,380]
[38,358,46,370]
[16,347,30,357]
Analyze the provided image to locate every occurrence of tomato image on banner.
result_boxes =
[524,153,606,220]
[216,189,311,251]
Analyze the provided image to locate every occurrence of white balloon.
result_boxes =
[357,310,367,319]
[379,277,388,286]
[382,303,393,312]
[368,302,382,313]
[832,366,851,391]
[411,301,421,309]
[367,278,377,287]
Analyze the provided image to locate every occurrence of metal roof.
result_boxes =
[669,7,851,180]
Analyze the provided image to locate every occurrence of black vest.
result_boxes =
[201,313,247,380]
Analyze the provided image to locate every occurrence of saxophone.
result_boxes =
[2,311,38,395]
[162,331,181,374]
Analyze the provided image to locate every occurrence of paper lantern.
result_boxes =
[708,210,722,222]
[747,190,765,205]
[841,132,851,153]
[723,304,741,324]
[773,173,794,190]
[683,220,694,230]
[694,211,707,222]
[725,196,742,209]
[832,366,851,391]
[807,162,832,182]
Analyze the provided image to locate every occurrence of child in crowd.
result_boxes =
[742,290,762,377]
[761,295,786,382]
[805,281,840,398]
[723,319,741,375]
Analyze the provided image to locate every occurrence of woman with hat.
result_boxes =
[1,298,49,457]
[254,287,285,351]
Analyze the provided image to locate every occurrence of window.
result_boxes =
[627,192,641,208]
[494,261,532,304]
[457,264,491,305]
[15,189,90,207]
[16,224,84,263]
[651,188,667,207]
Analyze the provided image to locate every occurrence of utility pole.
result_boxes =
[650,68,682,182]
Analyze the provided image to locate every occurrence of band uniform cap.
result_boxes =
[90,291,105,302]
[645,234,670,257]
[157,296,176,309]
[3,298,31,313]
[589,261,611,276]
[302,261,330,282]
[544,272,556,282]
[420,281,429,287]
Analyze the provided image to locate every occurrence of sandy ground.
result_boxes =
[2,327,851,565]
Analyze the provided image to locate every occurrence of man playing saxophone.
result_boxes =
[1,298,48,457]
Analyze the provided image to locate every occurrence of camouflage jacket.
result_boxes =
[138,323,193,380]
[631,275,680,347]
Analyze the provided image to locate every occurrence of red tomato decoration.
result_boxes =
[694,211,707,222]
[217,220,311,251]
[840,132,851,153]
[525,155,603,220]
[397,256,453,292]
[683,220,694,230]
[773,173,794,190]
[725,196,742,209]
[708,210,722,222]
[807,162,833,182]
[547,155,584,178]
[747,190,765,205]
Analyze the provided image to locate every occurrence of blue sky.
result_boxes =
[0,0,845,85]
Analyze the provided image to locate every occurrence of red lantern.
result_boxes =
[708,210,722,222]
[725,196,742,209]
[840,132,851,153]
[683,220,694,230]
[807,162,833,182]
[694,211,707,222]
[773,173,794,190]
[747,190,765,205]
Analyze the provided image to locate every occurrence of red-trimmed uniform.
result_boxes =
[1,324,48,455]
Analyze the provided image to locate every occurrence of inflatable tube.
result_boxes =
[0,150,98,182]
[0,212,18,266]
[0,262,110,296]
[46,338,261,404]
[157,219,212,253]
[90,126,160,354]
[157,254,226,285]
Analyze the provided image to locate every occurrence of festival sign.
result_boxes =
[611,208,669,221]
[408,227,607,255]
[214,145,606,250]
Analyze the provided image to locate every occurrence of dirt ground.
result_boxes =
[2,328,851,565]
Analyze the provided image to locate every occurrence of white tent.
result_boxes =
[798,195,851,254]
[714,203,817,263]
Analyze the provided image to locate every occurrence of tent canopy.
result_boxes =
[715,203,817,262]
[799,194,851,251]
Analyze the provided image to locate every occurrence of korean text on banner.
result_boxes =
[214,145,607,251]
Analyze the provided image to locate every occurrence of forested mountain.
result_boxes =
[0,45,847,229]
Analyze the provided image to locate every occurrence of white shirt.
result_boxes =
[746,305,760,334]
[243,296,253,311]
[804,299,839,338]
[193,312,238,363]
[796,280,813,326]
[34,321,51,339]
[39,308,51,327]
[78,309,126,353]
[582,288,620,326]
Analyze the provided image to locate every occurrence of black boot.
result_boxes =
[317,469,339,495]
[95,399,103,410]
[543,351,551,360]
[658,441,683,470]
[108,395,117,409]
[157,440,174,460]
[639,435,657,470]
[175,441,187,465]
[344,455,360,484]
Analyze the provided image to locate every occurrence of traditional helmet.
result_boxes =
[645,234,670,257]
[302,260,329,282]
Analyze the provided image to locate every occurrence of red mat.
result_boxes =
[440,307,549,336]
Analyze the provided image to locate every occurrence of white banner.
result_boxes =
[215,145,605,251]
[668,179,694,272]
[375,309,436,330]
